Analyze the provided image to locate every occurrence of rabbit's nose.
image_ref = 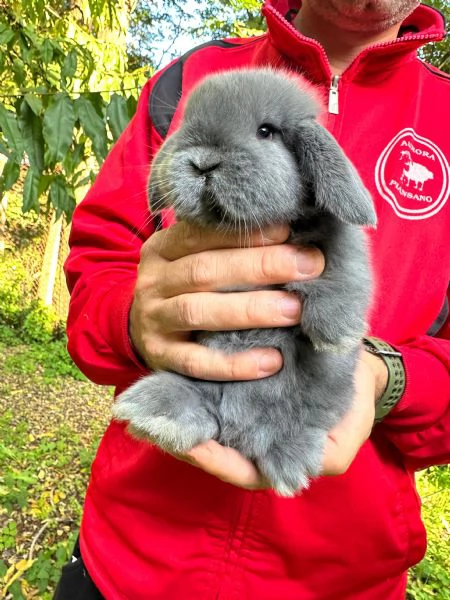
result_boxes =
[189,158,221,176]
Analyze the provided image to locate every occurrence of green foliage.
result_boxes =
[0,336,86,382]
[0,320,111,598]
[128,0,190,71]
[128,0,266,69]
[0,408,100,598]
[0,257,29,328]
[408,467,450,599]
[0,1,146,220]
[0,252,55,336]
[421,0,450,74]
[0,249,84,380]
[22,301,59,344]
[197,0,265,39]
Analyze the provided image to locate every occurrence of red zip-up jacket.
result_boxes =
[65,2,450,598]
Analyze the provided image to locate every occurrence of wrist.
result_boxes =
[362,350,389,403]
[362,336,406,423]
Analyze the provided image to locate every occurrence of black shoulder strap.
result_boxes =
[149,40,240,139]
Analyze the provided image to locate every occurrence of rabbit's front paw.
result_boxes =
[309,330,365,353]
[112,373,219,454]
[301,297,365,353]
[257,428,327,497]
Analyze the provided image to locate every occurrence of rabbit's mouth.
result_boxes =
[200,190,233,226]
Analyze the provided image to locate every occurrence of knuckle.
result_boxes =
[258,248,278,281]
[180,221,204,252]
[145,342,164,364]
[179,352,201,378]
[258,247,294,282]
[175,295,203,329]
[136,253,161,293]
[135,269,157,294]
[142,231,162,256]
[244,294,262,325]
[142,336,167,368]
[185,255,213,288]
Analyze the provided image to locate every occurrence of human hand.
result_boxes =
[129,221,324,381]
[180,351,384,490]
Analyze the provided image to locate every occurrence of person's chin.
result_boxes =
[330,14,400,34]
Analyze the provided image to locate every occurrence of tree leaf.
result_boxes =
[18,99,45,172]
[0,139,11,157]
[38,173,53,196]
[61,50,78,87]
[42,93,75,164]
[126,95,137,120]
[12,58,26,86]
[63,141,85,177]
[75,96,108,163]
[39,38,54,63]
[22,168,41,212]
[0,159,20,198]
[106,93,129,141]
[86,92,106,118]
[0,25,15,46]
[0,104,24,162]
[49,176,75,219]
[24,93,43,116]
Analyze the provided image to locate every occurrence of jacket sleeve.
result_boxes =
[380,291,450,470]
[64,78,159,389]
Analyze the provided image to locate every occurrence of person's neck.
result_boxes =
[293,7,402,75]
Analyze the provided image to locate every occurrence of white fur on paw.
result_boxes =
[114,403,195,453]
[112,396,218,453]
[273,472,310,498]
[312,334,361,354]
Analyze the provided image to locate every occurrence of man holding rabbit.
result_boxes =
[56,1,450,598]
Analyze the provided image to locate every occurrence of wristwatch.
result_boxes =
[363,336,406,423]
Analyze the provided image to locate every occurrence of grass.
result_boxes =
[0,333,112,599]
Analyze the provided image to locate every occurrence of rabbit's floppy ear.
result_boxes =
[294,120,377,226]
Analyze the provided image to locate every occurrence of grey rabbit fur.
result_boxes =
[113,68,376,496]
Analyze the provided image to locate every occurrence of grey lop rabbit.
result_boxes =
[113,68,377,496]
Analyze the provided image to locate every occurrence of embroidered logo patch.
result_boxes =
[375,128,449,220]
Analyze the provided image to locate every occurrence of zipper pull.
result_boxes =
[328,75,340,114]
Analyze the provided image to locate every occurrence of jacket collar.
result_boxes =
[262,1,446,82]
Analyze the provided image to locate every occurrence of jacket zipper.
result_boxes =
[265,4,442,119]
[328,75,340,114]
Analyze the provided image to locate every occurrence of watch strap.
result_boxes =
[363,336,406,423]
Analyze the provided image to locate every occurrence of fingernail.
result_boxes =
[280,296,300,318]
[258,352,280,375]
[260,224,290,244]
[296,249,318,275]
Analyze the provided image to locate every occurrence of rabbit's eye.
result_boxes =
[257,124,278,140]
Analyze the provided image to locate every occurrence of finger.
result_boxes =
[146,339,283,380]
[185,440,266,489]
[155,245,324,297]
[146,221,291,261]
[154,290,301,331]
